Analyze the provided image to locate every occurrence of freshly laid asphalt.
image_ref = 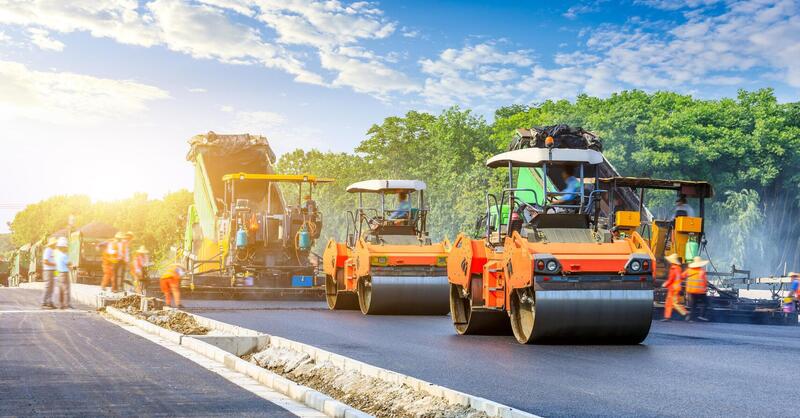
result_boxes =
[0,289,293,417]
[186,299,800,418]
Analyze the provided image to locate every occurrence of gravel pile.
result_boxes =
[249,346,486,418]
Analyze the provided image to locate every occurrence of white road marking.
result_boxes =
[101,315,326,418]
[0,309,87,314]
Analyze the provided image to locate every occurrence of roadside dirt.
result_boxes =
[111,296,209,335]
[249,345,487,418]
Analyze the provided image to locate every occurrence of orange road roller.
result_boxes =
[322,180,450,315]
[447,146,655,343]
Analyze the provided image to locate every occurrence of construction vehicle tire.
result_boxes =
[510,288,536,344]
[449,284,511,335]
[325,270,358,310]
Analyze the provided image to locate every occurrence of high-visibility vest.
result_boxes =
[664,265,683,292]
[161,265,184,280]
[684,267,708,294]
[103,242,118,264]
[117,241,129,263]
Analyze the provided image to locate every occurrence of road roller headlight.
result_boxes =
[534,255,561,274]
[435,256,448,267]
[626,256,651,273]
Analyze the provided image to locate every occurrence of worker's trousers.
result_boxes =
[664,290,687,319]
[114,262,127,292]
[41,270,55,305]
[101,262,115,291]
[55,271,70,308]
[687,293,708,320]
[160,277,180,307]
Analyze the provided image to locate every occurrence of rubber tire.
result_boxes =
[510,289,536,344]
[325,270,359,310]
[357,277,373,315]
[449,283,511,335]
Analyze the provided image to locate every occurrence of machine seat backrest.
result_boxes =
[529,213,589,229]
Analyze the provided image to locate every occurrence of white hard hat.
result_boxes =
[56,237,68,248]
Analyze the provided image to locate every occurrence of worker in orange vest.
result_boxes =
[99,237,118,292]
[682,256,710,322]
[160,263,184,308]
[784,272,800,313]
[661,253,687,321]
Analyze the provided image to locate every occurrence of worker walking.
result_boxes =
[40,237,57,309]
[113,231,133,292]
[661,253,687,321]
[130,246,150,294]
[54,237,73,309]
[160,263,184,308]
[682,256,710,322]
[100,237,118,292]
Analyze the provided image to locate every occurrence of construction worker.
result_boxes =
[100,237,118,292]
[661,253,687,321]
[54,237,72,309]
[40,237,57,309]
[388,192,411,220]
[130,246,150,294]
[682,256,710,322]
[114,231,133,292]
[160,263,184,308]
[784,272,800,312]
[671,195,696,220]
[550,166,581,207]
[302,194,318,215]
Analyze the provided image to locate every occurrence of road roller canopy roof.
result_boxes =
[598,177,714,198]
[486,148,604,168]
[346,179,427,193]
[221,173,335,184]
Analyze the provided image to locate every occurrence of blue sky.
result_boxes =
[0,0,799,232]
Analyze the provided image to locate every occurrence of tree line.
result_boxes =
[279,89,800,275]
[8,89,799,275]
[8,191,192,264]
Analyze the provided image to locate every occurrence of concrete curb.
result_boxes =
[105,306,367,418]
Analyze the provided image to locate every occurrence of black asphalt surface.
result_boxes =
[0,289,292,417]
[186,299,800,418]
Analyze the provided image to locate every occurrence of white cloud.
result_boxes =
[319,48,419,96]
[26,28,64,51]
[188,87,207,93]
[0,0,322,85]
[635,0,722,10]
[220,105,235,112]
[513,0,800,102]
[0,60,169,124]
[0,0,416,98]
[230,110,286,132]
[420,42,533,106]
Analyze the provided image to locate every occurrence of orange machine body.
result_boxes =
[448,231,654,313]
[323,238,448,293]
